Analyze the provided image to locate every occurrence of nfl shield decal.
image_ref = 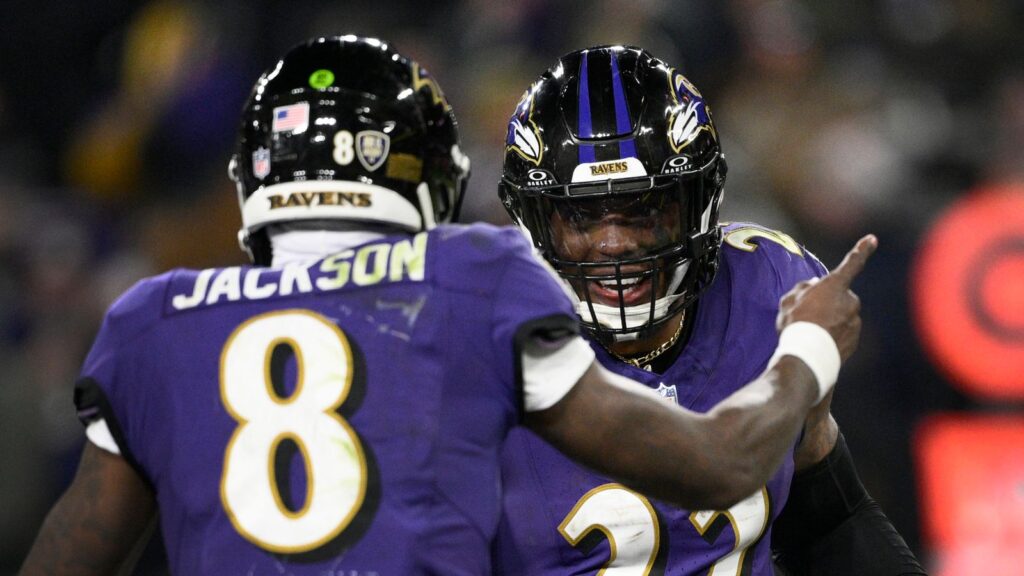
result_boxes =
[356,130,390,172]
[252,147,270,180]
[656,383,679,404]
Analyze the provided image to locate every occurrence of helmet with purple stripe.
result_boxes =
[499,45,727,341]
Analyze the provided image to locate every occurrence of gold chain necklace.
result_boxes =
[606,312,685,370]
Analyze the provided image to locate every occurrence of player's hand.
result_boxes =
[776,235,877,362]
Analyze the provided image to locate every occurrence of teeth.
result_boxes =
[598,277,641,289]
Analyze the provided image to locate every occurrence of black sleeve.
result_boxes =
[771,433,928,575]
[74,377,153,490]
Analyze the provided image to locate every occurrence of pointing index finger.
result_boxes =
[826,234,878,287]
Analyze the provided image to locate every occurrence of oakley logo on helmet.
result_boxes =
[661,154,692,175]
[356,131,390,172]
[267,191,372,210]
[506,89,544,165]
[526,169,556,187]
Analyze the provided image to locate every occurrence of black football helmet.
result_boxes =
[230,36,470,265]
[499,45,726,341]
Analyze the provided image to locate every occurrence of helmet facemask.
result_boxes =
[503,153,724,342]
[499,45,728,342]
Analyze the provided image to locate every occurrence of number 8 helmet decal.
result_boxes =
[231,36,470,265]
[499,46,727,341]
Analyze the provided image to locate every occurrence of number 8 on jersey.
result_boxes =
[220,309,367,553]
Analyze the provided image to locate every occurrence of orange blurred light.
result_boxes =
[912,184,1024,400]
[915,414,1024,575]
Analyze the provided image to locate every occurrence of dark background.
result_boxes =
[2,1,1022,573]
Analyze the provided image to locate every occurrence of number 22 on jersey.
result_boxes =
[558,225,793,574]
[219,309,368,553]
[560,484,769,575]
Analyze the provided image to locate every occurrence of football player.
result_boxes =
[20,37,873,575]
[495,46,926,575]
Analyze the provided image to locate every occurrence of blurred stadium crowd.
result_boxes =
[1,0,1022,573]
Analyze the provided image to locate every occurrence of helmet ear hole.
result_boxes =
[228,154,242,183]
[237,229,254,261]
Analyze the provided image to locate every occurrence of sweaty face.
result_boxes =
[544,188,685,308]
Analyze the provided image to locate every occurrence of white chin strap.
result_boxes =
[575,260,690,342]
[579,294,685,341]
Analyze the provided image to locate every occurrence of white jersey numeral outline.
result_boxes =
[220,309,367,553]
[690,488,770,575]
[560,484,660,575]
[559,485,769,575]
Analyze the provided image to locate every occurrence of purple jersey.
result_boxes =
[494,223,827,576]
[74,224,579,575]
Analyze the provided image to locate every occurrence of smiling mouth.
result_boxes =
[587,274,655,307]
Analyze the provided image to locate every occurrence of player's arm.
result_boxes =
[769,246,926,576]
[528,354,820,510]
[771,407,927,575]
[19,442,157,576]
[527,235,877,512]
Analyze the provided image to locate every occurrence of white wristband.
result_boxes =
[767,321,841,403]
